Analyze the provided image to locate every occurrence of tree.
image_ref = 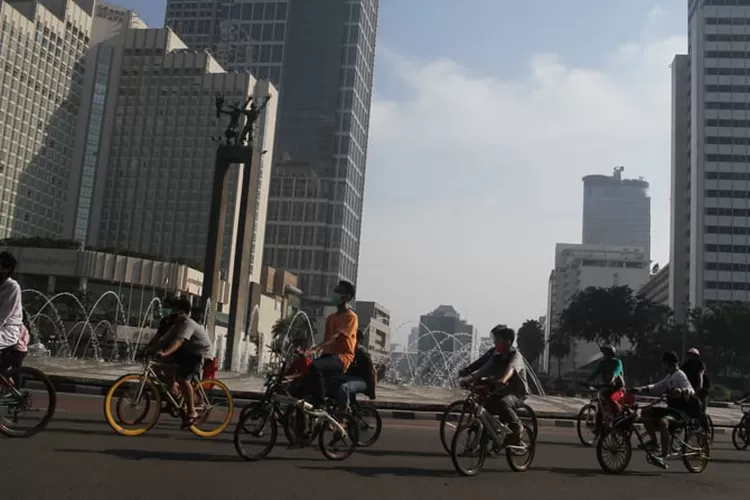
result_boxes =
[548,331,572,380]
[517,319,544,366]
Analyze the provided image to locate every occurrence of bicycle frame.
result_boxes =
[272,392,350,437]
[133,359,208,412]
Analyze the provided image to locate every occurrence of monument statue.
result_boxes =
[213,92,272,146]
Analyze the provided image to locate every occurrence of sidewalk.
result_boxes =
[28,357,744,428]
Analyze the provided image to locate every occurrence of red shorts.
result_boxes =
[608,389,625,405]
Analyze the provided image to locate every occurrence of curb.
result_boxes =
[46,375,736,432]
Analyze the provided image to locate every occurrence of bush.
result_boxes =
[709,384,732,402]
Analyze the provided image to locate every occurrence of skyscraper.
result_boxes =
[0,0,94,239]
[63,9,278,288]
[163,0,379,316]
[670,1,750,316]
[582,166,651,257]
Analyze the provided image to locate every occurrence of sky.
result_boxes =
[116,0,688,344]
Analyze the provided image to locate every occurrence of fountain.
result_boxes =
[385,321,546,395]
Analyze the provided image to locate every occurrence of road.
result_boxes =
[4,393,750,500]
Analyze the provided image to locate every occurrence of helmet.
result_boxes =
[662,351,679,365]
[490,324,515,343]
[600,344,616,356]
[687,347,700,357]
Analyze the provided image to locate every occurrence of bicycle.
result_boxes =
[596,392,710,474]
[103,356,233,437]
[449,379,536,476]
[577,385,623,446]
[731,402,750,450]
[439,378,538,454]
[234,370,359,461]
[0,363,56,438]
[284,394,382,448]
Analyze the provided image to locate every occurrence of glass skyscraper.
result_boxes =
[164,0,378,313]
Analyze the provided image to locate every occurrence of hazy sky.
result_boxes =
[115,0,688,343]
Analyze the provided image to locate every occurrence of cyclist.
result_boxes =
[584,344,625,430]
[155,298,213,428]
[681,347,710,411]
[0,310,29,374]
[292,280,358,446]
[330,329,376,411]
[458,325,528,445]
[634,351,700,469]
[0,251,22,354]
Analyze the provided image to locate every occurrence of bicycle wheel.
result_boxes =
[104,374,162,436]
[732,422,749,450]
[702,414,715,443]
[353,404,382,447]
[189,378,233,438]
[682,430,710,473]
[576,404,598,446]
[450,420,487,476]
[506,425,535,472]
[596,428,632,474]
[517,403,538,441]
[234,403,278,461]
[319,412,358,461]
[440,400,471,454]
[0,366,57,438]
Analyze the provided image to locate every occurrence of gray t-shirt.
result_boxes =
[173,317,213,358]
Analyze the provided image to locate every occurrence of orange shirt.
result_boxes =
[321,309,358,370]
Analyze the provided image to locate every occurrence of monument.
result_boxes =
[202,81,274,370]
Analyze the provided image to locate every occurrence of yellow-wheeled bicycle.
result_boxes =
[103,357,233,437]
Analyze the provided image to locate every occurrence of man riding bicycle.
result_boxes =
[458,325,528,445]
[634,351,700,469]
[153,298,213,428]
[681,347,710,412]
[0,252,23,366]
[584,344,625,427]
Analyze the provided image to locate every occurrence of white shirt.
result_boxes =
[647,368,695,396]
[0,277,23,349]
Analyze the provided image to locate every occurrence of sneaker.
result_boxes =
[648,454,668,470]
[507,423,525,446]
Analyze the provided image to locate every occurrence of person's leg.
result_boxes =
[176,354,202,422]
[308,355,344,407]
[495,394,523,444]
[641,407,659,448]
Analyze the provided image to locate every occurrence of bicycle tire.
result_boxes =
[576,403,598,446]
[353,404,382,447]
[234,403,278,461]
[0,366,57,438]
[103,374,161,436]
[439,400,471,454]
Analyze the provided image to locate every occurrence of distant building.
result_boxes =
[0,0,94,238]
[582,166,651,258]
[639,263,669,307]
[417,305,475,383]
[545,243,649,376]
[355,300,391,365]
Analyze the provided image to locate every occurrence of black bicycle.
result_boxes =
[596,393,710,474]
[731,402,750,450]
[439,379,538,454]
[450,379,536,476]
[0,363,56,438]
[577,385,624,446]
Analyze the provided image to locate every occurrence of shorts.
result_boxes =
[172,349,204,381]
[0,348,26,373]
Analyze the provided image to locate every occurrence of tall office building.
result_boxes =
[582,166,651,257]
[0,0,94,239]
[164,0,379,317]
[669,1,750,318]
[64,13,278,286]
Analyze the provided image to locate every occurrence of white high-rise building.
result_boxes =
[582,166,651,258]
[544,244,649,375]
[0,0,94,238]
[64,12,278,286]
[670,1,750,318]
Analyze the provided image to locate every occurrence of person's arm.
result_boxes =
[609,359,624,386]
[158,322,191,357]
[466,354,500,382]
[499,352,524,385]
[460,348,493,377]
[309,313,357,354]
[0,281,20,326]
[645,373,671,395]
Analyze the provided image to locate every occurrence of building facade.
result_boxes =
[0,0,94,239]
[669,1,750,316]
[545,243,650,375]
[355,300,391,364]
[582,166,651,258]
[163,0,379,318]
[63,18,278,289]
[640,263,669,307]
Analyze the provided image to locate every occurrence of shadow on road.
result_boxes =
[299,465,455,478]
[533,465,660,478]
[57,448,242,462]
[356,448,446,459]
[708,457,750,465]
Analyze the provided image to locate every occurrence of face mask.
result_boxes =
[330,292,342,305]
[495,343,505,354]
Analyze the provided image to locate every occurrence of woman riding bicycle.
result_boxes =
[584,344,625,420]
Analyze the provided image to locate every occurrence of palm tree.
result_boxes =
[517,319,545,366]
[548,331,572,380]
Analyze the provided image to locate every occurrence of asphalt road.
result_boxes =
[3,393,750,500]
